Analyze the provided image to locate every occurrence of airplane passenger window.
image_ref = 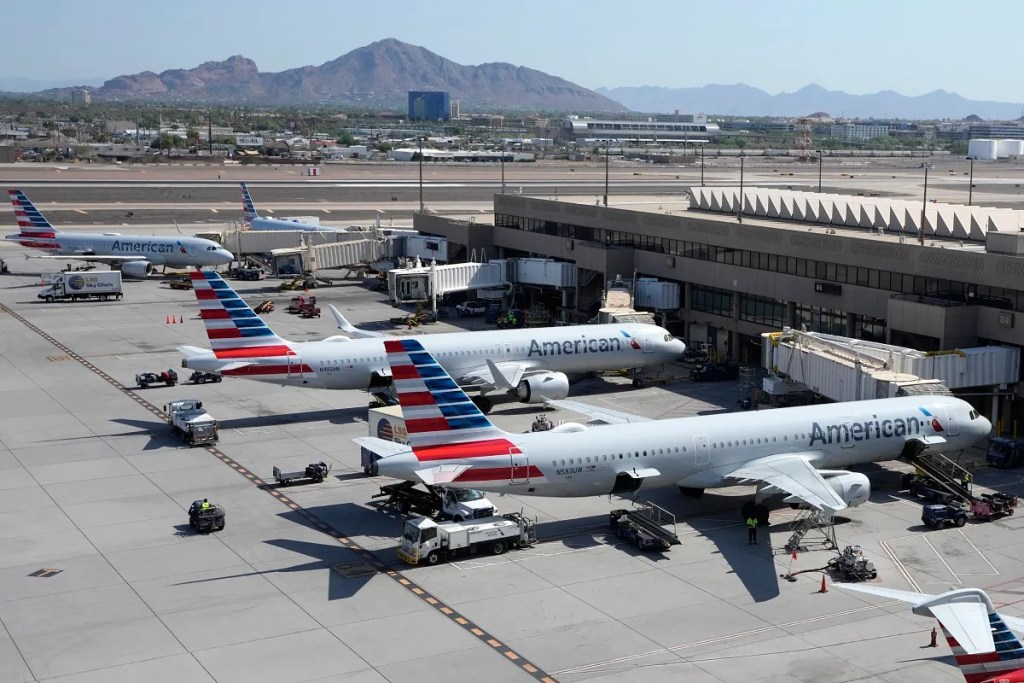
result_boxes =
[711,443,716,449]
[642,451,647,456]
[559,460,564,466]
[772,437,777,442]
[783,435,788,441]
[619,454,623,459]
[586,457,591,463]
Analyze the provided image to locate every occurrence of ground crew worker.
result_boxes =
[200,498,211,510]
[746,515,758,545]
[961,471,972,489]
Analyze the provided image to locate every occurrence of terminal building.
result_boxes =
[416,189,1024,422]
[560,117,720,143]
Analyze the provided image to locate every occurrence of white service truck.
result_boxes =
[38,271,123,303]
[398,513,537,565]
[361,404,408,475]
[164,399,219,446]
[374,481,497,520]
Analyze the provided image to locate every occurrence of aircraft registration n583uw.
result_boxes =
[179,270,685,409]
[4,189,234,277]
[359,338,991,518]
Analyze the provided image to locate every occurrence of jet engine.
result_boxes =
[120,261,155,279]
[516,372,570,404]
[784,471,870,508]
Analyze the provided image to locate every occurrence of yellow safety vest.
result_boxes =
[746,517,757,528]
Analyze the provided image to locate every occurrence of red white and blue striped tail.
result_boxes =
[948,609,1024,683]
[8,189,59,247]
[189,270,293,360]
[241,182,259,223]
[385,338,508,449]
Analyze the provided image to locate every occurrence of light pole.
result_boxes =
[967,156,974,206]
[816,150,823,193]
[700,144,705,187]
[418,136,424,212]
[737,154,744,223]
[603,140,610,207]
[919,163,933,246]
[500,144,505,194]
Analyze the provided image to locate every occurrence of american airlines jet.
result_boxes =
[357,338,990,520]
[5,189,233,277]
[241,182,341,232]
[179,270,685,409]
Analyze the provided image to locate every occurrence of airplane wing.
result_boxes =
[327,305,388,339]
[543,398,653,425]
[728,453,846,515]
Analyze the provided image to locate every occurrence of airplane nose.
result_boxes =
[978,415,993,441]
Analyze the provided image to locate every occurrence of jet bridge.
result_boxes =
[761,328,1019,404]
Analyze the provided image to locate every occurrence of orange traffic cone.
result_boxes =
[791,550,798,561]
[818,574,828,594]
[928,626,938,647]
[165,314,171,324]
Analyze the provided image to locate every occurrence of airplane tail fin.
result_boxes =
[7,190,60,246]
[384,338,509,449]
[838,584,1024,683]
[188,270,294,360]
[240,182,259,223]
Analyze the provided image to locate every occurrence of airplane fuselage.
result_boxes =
[11,233,231,267]
[185,323,682,389]
[250,217,336,232]
[375,396,990,497]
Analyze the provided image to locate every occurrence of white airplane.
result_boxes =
[4,189,233,277]
[241,182,341,232]
[358,338,990,521]
[178,270,685,410]
[838,584,1024,683]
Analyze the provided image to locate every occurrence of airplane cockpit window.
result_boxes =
[969,410,980,420]
[664,334,673,342]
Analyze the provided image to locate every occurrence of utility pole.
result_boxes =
[817,151,823,193]
[919,163,932,246]
[500,144,505,194]
[967,156,974,206]
[700,144,705,187]
[207,114,213,154]
[418,136,424,212]
[737,155,744,223]
[603,140,609,207]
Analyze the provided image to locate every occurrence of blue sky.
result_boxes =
[6,0,1024,100]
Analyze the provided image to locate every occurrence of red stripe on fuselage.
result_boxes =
[452,465,544,482]
[222,364,314,376]
[413,438,520,461]
[383,340,405,353]
[212,345,292,359]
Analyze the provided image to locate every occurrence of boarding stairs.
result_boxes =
[906,450,974,505]
[244,254,274,273]
[626,500,681,546]
[784,509,837,554]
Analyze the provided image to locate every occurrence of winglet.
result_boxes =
[328,304,385,338]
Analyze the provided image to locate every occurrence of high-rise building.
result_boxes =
[71,89,92,105]
[408,91,451,121]
[450,100,460,120]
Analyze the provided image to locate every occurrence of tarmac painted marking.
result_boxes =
[920,534,963,585]
[956,528,1000,576]
[879,539,922,592]
[0,301,558,683]
[504,651,520,660]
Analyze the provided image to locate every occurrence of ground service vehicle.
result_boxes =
[362,405,407,475]
[373,481,496,520]
[827,545,878,581]
[987,437,1024,468]
[167,276,193,290]
[272,461,330,486]
[970,493,1017,521]
[165,399,219,446]
[136,369,178,388]
[689,363,740,382]
[609,509,672,551]
[904,475,956,505]
[455,300,487,317]
[398,513,537,565]
[187,370,222,384]
[38,271,122,302]
[188,500,226,533]
[922,504,968,529]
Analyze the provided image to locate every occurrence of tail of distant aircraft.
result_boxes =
[838,584,1024,683]
[6,189,60,248]
[189,270,293,360]
[240,182,259,223]
[385,338,509,449]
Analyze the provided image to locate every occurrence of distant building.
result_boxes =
[828,123,891,141]
[408,91,451,121]
[469,115,504,128]
[449,100,460,119]
[968,122,1024,139]
[70,89,91,105]
[560,117,720,143]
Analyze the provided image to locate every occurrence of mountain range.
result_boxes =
[34,39,625,113]
[596,83,1024,120]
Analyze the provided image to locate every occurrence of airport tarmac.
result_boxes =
[3,249,1024,682]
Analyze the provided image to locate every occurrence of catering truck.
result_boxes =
[38,271,123,303]
[361,404,407,475]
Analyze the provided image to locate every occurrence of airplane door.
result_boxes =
[693,435,710,465]
[510,447,529,484]
[840,418,854,448]
[287,353,304,378]
[943,405,960,436]
[643,335,655,354]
